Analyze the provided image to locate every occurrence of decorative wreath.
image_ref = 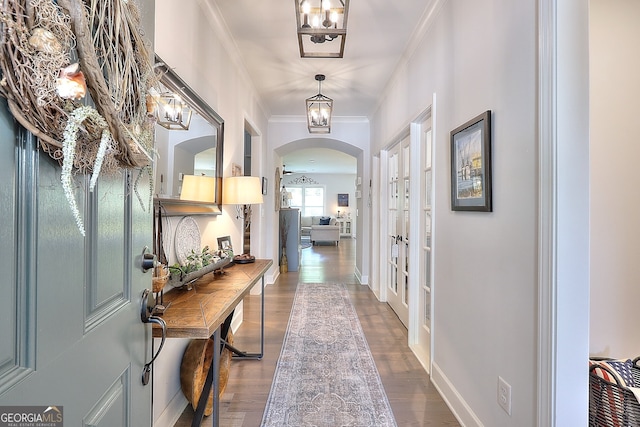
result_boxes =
[0,0,158,234]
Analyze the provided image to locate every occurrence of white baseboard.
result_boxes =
[153,391,188,427]
[354,266,368,285]
[409,342,430,374]
[266,269,279,285]
[431,362,483,427]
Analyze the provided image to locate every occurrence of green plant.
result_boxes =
[169,246,216,280]
[187,246,214,269]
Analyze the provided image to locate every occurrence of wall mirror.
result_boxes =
[153,55,224,216]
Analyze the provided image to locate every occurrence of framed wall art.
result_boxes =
[450,110,492,212]
[337,193,349,207]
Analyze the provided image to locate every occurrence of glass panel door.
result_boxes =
[418,117,433,372]
[387,138,409,326]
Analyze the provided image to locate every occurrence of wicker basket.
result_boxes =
[152,265,170,293]
[589,357,640,427]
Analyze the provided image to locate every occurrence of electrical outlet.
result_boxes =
[498,376,512,415]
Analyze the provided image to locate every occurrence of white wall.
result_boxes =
[153,2,270,426]
[589,0,640,358]
[370,1,539,425]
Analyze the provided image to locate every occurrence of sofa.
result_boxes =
[301,216,340,245]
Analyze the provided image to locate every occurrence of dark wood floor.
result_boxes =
[173,238,459,426]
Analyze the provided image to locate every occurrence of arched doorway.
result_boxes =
[273,137,370,285]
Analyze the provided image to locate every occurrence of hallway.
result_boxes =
[174,238,459,426]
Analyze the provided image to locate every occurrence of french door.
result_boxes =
[415,114,433,371]
[386,137,410,326]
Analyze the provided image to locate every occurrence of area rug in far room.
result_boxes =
[261,283,397,427]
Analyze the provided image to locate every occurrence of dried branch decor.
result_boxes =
[0,0,157,234]
[0,0,155,168]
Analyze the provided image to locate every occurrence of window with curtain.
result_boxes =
[287,186,324,216]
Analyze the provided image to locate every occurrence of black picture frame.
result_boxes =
[337,193,349,207]
[262,177,268,195]
[450,110,492,212]
[217,235,232,251]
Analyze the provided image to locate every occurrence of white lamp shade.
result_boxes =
[180,175,215,202]
[223,176,264,205]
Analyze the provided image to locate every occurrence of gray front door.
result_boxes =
[0,99,153,425]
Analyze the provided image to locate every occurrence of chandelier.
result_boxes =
[306,74,332,134]
[295,0,349,58]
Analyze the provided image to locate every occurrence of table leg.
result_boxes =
[228,275,265,360]
[211,328,220,427]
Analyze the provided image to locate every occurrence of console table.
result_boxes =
[153,259,272,427]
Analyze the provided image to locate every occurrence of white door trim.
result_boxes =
[537,0,590,425]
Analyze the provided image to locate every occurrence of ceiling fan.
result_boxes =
[282,165,296,175]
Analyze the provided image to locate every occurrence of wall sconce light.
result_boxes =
[222,176,264,224]
[180,175,215,202]
[306,74,332,134]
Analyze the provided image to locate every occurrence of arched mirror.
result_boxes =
[153,55,224,215]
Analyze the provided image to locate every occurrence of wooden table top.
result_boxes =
[153,259,272,339]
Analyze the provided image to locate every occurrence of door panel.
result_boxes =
[0,100,152,425]
[83,370,130,427]
[86,175,130,332]
[387,139,409,326]
[417,119,433,372]
[0,99,31,395]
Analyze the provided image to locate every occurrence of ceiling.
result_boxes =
[282,148,356,175]
[210,0,434,173]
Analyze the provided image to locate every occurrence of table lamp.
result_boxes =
[222,175,263,225]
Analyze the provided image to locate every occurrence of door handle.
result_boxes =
[140,288,166,385]
[141,246,158,272]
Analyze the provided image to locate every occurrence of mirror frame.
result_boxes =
[153,55,224,216]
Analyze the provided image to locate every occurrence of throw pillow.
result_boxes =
[319,217,331,225]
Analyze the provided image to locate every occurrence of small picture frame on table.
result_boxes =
[217,236,233,252]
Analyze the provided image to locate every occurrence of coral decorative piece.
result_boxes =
[56,63,87,100]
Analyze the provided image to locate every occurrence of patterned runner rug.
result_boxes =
[261,283,397,427]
